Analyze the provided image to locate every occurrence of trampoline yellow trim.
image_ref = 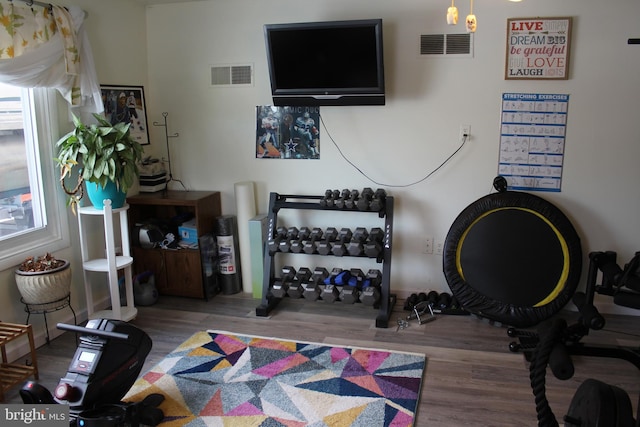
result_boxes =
[455,206,570,307]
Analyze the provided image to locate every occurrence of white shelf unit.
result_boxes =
[78,200,137,322]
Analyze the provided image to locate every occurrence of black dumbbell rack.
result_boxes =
[255,191,396,328]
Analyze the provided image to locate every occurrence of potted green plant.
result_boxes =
[15,253,72,305]
[56,113,144,212]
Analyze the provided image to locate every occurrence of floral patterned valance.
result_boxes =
[0,1,102,112]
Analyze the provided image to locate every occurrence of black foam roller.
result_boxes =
[215,215,242,295]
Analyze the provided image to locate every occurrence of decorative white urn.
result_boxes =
[15,260,72,305]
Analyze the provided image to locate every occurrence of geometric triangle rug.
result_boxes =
[124,330,426,426]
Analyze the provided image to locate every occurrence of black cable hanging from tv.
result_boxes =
[153,112,187,191]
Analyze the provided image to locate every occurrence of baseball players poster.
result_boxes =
[256,106,320,159]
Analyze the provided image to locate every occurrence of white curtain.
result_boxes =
[0,2,103,113]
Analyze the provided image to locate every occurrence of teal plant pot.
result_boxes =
[85,181,126,209]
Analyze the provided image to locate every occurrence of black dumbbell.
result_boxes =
[340,269,364,304]
[340,276,361,304]
[427,291,439,307]
[319,189,333,207]
[344,189,359,209]
[316,227,338,255]
[324,189,340,208]
[278,226,299,253]
[330,227,353,257]
[371,227,385,241]
[404,293,418,311]
[437,292,452,309]
[417,292,428,304]
[369,188,387,212]
[360,285,380,305]
[271,265,296,298]
[303,267,329,301]
[290,227,311,253]
[364,227,385,258]
[360,270,382,306]
[366,268,382,285]
[339,285,359,304]
[350,268,365,282]
[287,267,312,298]
[356,187,374,211]
[270,279,287,298]
[347,227,369,257]
[302,228,324,254]
[365,268,382,289]
[322,284,339,303]
[335,189,351,209]
[325,227,338,241]
[354,227,369,241]
[267,226,288,254]
[321,268,345,302]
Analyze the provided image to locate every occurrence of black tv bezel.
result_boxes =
[264,19,386,106]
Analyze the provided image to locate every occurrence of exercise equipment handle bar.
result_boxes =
[56,323,130,341]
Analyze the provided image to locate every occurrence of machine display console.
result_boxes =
[70,348,101,375]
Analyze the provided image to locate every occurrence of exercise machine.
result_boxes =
[20,318,163,426]
[508,251,640,426]
[443,177,583,328]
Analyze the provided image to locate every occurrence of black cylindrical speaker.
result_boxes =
[215,215,242,294]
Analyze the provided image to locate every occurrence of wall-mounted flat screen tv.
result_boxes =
[264,19,385,106]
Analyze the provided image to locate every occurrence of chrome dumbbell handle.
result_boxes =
[407,301,437,325]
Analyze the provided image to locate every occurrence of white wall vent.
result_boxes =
[210,64,254,87]
[420,33,473,57]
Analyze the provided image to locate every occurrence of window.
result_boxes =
[0,83,69,270]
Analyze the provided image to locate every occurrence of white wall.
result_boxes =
[142,0,640,313]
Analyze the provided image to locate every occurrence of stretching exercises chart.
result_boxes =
[498,93,569,192]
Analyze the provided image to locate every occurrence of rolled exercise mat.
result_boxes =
[215,215,242,294]
[249,213,268,299]
[234,181,257,293]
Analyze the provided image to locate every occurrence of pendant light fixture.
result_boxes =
[446,0,459,25]
[466,0,477,33]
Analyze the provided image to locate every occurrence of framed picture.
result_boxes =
[505,17,572,80]
[100,85,150,145]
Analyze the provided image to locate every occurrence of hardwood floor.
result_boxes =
[4,293,640,426]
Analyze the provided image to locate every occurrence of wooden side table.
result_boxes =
[0,322,39,402]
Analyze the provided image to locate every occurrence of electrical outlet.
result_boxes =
[435,241,444,255]
[423,236,434,254]
[459,124,471,143]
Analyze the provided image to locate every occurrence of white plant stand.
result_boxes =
[78,199,137,321]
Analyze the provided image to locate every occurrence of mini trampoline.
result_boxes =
[443,186,582,327]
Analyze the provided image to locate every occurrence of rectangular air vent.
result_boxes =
[420,33,473,57]
[210,64,253,87]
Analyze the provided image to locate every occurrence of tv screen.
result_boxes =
[264,19,385,106]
